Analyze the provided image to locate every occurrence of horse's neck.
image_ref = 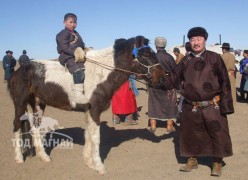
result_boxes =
[86,47,114,64]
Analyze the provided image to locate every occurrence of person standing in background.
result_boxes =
[19,50,30,66]
[173,47,184,64]
[3,50,16,83]
[221,43,237,108]
[148,37,178,133]
[239,50,248,101]
[111,75,138,126]
[184,41,192,55]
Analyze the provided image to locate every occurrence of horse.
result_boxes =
[8,36,167,174]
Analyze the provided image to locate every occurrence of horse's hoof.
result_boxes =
[38,154,51,162]
[97,167,106,175]
[15,158,24,163]
[42,156,51,162]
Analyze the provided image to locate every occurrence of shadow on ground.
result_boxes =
[41,121,215,169]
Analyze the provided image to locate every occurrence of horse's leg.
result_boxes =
[13,104,27,163]
[29,97,51,162]
[14,129,23,163]
[83,111,105,174]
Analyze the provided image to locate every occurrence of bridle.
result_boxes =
[132,45,160,78]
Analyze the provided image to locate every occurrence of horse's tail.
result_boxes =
[8,66,35,157]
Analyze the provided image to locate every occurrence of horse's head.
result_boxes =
[130,36,166,87]
[114,36,167,87]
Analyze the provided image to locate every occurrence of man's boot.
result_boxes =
[180,157,198,172]
[167,119,175,132]
[211,158,222,176]
[149,119,156,132]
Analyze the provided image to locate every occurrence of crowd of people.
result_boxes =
[2,12,248,177]
[2,50,30,82]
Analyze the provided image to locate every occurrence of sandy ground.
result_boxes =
[0,62,248,180]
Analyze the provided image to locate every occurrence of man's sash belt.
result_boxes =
[184,95,220,112]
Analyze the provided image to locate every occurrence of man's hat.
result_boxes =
[187,27,208,40]
[6,50,11,54]
[221,43,230,49]
[23,50,27,54]
[173,47,180,53]
[155,37,167,48]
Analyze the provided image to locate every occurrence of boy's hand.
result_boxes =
[74,47,86,62]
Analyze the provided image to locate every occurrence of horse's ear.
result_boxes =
[135,36,149,47]
[114,38,126,45]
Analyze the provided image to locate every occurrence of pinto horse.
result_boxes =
[8,36,167,174]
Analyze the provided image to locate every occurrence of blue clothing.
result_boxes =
[129,75,139,96]
[240,58,248,74]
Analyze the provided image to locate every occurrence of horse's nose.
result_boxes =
[146,73,151,79]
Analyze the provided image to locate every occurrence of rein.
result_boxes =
[84,45,166,84]
[131,45,160,78]
[85,57,149,77]
[133,58,160,75]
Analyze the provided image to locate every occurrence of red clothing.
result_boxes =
[111,81,137,114]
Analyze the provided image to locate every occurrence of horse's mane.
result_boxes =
[86,47,114,64]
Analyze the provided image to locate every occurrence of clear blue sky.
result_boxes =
[1,0,247,60]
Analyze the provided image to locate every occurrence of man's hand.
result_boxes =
[74,47,86,62]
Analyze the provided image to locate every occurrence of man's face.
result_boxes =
[190,36,206,54]
[222,48,225,53]
[64,17,77,31]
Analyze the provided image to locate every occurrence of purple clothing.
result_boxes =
[239,58,248,74]
[175,50,233,158]
[148,50,178,120]
[176,51,234,114]
[56,28,85,73]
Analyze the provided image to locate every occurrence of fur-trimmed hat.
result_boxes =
[155,37,167,48]
[187,27,208,40]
